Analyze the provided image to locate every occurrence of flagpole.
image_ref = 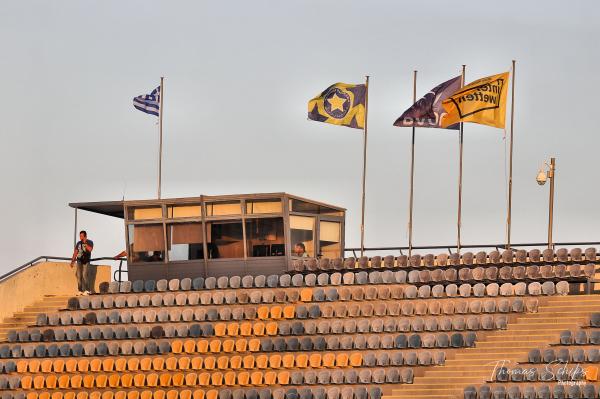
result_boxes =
[407,70,417,257]
[360,75,369,257]
[158,77,164,199]
[506,60,516,249]
[457,65,466,253]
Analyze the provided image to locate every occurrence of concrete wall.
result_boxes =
[0,261,111,324]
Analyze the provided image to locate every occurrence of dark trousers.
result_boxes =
[76,262,93,292]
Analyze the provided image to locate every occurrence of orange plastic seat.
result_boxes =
[90,358,102,372]
[237,371,250,386]
[184,339,196,353]
[240,322,252,336]
[114,393,126,399]
[309,353,322,368]
[76,392,88,399]
[172,339,184,353]
[204,356,216,370]
[82,374,94,389]
[256,354,268,369]
[235,338,247,352]
[191,356,203,370]
[115,358,127,372]
[102,358,115,372]
[224,371,236,386]
[58,375,70,389]
[133,373,146,387]
[222,339,235,353]
[108,374,120,388]
[166,391,178,399]
[21,375,33,390]
[270,305,283,319]
[173,372,185,387]
[159,373,172,387]
[211,371,223,386]
[283,305,295,319]
[65,359,77,372]
[64,394,76,399]
[217,355,229,369]
[282,354,295,368]
[127,392,139,399]
[70,374,83,388]
[205,390,218,399]
[52,359,64,373]
[45,375,57,389]
[51,392,63,399]
[243,355,255,369]
[265,322,278,336]
[95,374,108,388]
[128,357,141,371]
[90,392,101,399]
[247,339,260,352]
[77,359,90,372]
[269,354,282,369]
[257,306,269,320]
[185,372,198,386]
[26,393,38,399]
[192,390,205,399]
[150,357,163,371]
[323,353,335,367]
[277,370,290,385]
[39,393,51,399]
[336,353,349,367]
[179,356,191,370]
[253,322,265,336]
[153,390,166,399]
[349,352,362,367]
[209,340,222,353]
[250,371,263,386]
[165,356,178,371]
[214,323,227,337]
[120,373,133,388]
[296,354,309,368]
[146,373,159,387]
[227,323,239,337]
[300,288,312,302]
[102,393,114,399]
[196,339,209,353]
[139,392,152,399]
[17,360,28,373]
[264,371,276,385]
[586,365,599,381]
[179,390,192,399]
[198,372,211,386]
[29,359,41,373]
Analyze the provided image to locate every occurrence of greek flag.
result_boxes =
[133,86,160,117]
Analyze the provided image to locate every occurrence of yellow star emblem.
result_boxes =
[327,93,347,112]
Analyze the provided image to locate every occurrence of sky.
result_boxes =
[0,0,599,275]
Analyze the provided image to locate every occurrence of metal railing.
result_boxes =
[344,241,600,257]
[0,256,126,284]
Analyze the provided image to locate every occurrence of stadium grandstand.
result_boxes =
[0,193,599,399]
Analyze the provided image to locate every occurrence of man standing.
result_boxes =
[70,230,94,295]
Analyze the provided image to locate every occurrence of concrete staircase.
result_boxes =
[0,295,71,341]
[386,294,600,399]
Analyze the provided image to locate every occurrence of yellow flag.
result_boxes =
[308,83,366,129]
[441,72,509,129]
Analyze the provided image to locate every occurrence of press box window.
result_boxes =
[128,207,163,221]
[245,217,285,257]
[205,220,244,259]
[167,222,203,261]
[290,215,315,257]
[167,205,202,219]
[245,200,282,215]
[128,224,165,262]
[206,201,241,217]
[319,220,341,258]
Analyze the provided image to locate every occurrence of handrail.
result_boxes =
[345,241,600,257]
[0,256,126,283]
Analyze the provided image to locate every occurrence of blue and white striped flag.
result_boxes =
[133,86,160,116]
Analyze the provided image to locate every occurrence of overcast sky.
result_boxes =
[1,0,598,274]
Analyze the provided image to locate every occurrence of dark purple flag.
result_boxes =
[394,76,461,129]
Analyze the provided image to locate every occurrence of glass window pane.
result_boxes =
[245,217,285,257]
[245,200,282,214]
[167,205,202,218]
[319,221,341,258]
[128,224,165,262]
[129,207,163,220]
[206,201,241,217]
[206,220,244,258]
[290,215,315,258]
[289,199,343,216]
[167,222,204,261]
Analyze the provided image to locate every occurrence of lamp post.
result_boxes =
[536,157,556,249]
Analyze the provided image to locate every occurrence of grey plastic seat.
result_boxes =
[473,283,485,297]
[514,266,526,280]
[356,271,368,284]
[459,283,471,297]
[156,279,168,291]
[400,368,414,383]
[304,274,316,286]
[205,277,217,289]
[267,274,279,288]
[317,273,329,286]
[418,285,431,298]
[486,283,499,297]
[485,266,498,280]
[499,283,513,296]
[278,274,291,288]
[254,275,266,288]
[342,272,355,285]
[488,250,500,264]
[407,270,420,283]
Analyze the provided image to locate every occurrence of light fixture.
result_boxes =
[536,169,547,186]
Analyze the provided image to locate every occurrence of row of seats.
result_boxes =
[99,265,591,294]
[560,329,600,345]
[493,364,595,382]
[0,386,385,399]
[3,366,414,390]
[528,348,600,363]
[13,314,509,345]
[294,247,599,272]
[68,282,555,314]
[2,350,446,374]
[0,331,477,358]
[464,383,599,399]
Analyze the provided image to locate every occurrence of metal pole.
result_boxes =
[457,65,466,253]
[408,70,417,257]
[548,157,556,249]
[74,208,78,247]
[360,76,370,257]
[158,77,164,199]
[507,60,516,249]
